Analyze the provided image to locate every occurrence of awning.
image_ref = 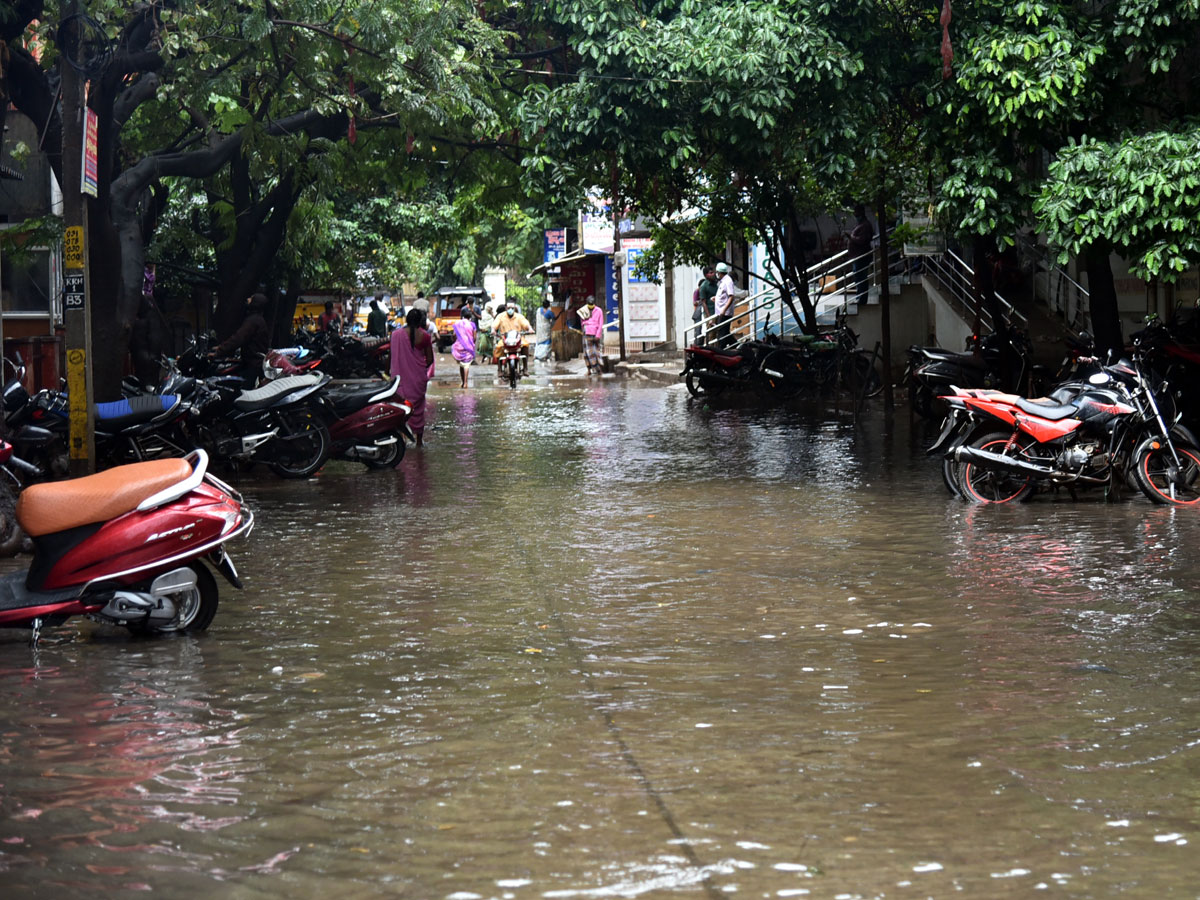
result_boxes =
[529,248,606,278]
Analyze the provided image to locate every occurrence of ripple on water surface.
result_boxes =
[1,383,1200,897]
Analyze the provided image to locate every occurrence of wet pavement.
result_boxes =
[2,372,1200,898]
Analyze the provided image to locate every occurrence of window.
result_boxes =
[0,248,52,314]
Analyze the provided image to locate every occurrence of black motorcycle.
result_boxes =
[184,372,333,478]
[905,328,1035,418]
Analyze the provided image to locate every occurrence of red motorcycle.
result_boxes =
[0,449,253,640]
[323,375,414,468]
[498,329,530,389]
[947,349,1200,505]
[680,339,772,397]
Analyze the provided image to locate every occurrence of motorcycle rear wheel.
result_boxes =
[362,432,405,469]
[133,561,218,634]
[267,409,332,478]
[957,432,1037,504]
[1133,442,1200,505]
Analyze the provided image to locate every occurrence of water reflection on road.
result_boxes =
[2,377,1200,898]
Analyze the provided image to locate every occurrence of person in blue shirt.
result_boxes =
[535,298,557,362]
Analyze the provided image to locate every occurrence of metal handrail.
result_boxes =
[683,245,906,347]
[923,248,1027,332]
[1014,232,1090,330]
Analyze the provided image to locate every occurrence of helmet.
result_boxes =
[715,262,730,274]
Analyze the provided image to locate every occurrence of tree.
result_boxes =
[513,0,881,332]
[931,0,1200,358]
[2,0,508,394]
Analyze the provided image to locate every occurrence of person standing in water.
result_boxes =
[578,296,605,375]
[451,312,477,388]
[390,307,435,446]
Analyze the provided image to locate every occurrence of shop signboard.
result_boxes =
[543,228,566,264]
[581,199,613,254]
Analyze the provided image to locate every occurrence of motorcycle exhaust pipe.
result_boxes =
[686,369,746,386]
[953,444,1057,478]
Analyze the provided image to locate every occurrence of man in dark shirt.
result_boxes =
[697,265,719,344]
[366,292,389,337]
[846,204,875,303]
[214,293,271,387]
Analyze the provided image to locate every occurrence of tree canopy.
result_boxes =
[4,0,1200,379]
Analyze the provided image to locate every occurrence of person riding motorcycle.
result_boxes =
[211,292,270,387]
[491,302,534,375]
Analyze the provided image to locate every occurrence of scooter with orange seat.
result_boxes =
[0,449,253,642]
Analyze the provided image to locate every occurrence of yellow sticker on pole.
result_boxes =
[67,348,89,460]
[64,226,84,269]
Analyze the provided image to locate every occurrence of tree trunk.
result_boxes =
[875,193,893,411]
[1083,242,1123,361]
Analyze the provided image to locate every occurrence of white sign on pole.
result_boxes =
[621,237,664,342]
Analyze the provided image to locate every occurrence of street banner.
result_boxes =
[81,108,99,198]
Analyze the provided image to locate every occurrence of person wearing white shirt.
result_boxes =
[713,262,747,348]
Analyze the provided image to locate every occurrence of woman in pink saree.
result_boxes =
[390,308,435,446]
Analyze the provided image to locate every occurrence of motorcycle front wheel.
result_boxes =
[756,350,806,399]
[957,432,1037,504]
[267,409,332,478]
[508,359,519,389]
[1133,441,1200,505]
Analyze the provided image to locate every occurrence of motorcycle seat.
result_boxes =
[17,457,193,537]
[687,345,742,359]
[1016,397,1077,420]
[326,381,394,413]
[93,394,181,430]
[913,346,984,364]
[234,374,323,412]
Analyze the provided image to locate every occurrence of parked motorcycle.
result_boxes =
[186,372,332,478]
[945,346,1200,505]
[3,359,70,480]
[322,375,414,468]
[681,338,775,397]
[906,328,1035,418]
[3,358,192,475]
[0,449,252,640]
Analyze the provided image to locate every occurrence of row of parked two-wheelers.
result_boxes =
[3,331,413,486]
[0,332,413,641]
[907,316,1200,506]
[681,313,883,400]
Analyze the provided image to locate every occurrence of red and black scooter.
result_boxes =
[322,375,414,468]
[0,449,253,641]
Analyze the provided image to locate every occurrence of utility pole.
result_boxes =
[59,2,96,475]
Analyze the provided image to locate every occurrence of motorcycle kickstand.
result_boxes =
[29,616,42,647]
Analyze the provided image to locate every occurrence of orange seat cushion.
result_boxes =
[17,458,193,537]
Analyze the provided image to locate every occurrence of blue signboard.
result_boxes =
[626,248,650,283]
[543,228,566,264]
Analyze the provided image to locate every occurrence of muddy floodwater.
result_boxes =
[2,375,1200,899]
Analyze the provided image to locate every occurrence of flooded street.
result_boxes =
[3,376,1200,898]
